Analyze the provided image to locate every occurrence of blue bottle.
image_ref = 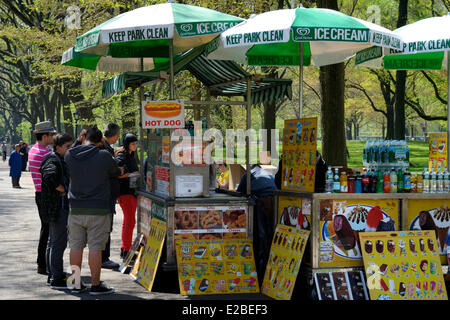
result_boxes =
[355,171,362,193]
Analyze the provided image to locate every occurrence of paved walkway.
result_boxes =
[0,160,266,300]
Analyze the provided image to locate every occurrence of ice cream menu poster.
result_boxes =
[408,199,450,264]
[281,118,317,193]
[360,231,448,300]
[428,133,447,171]
[175,239,259,295]
[261,225,310,300]
[314,271,369,300]
[320,199,398,268]
[134,218,167,291]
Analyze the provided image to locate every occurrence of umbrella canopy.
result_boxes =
[74,2,244,58]
[355,14,450,70]
[205,7,403,67]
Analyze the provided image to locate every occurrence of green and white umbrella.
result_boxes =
[74,2,244,58]
[355,14,450,157]
[205,7,402,115]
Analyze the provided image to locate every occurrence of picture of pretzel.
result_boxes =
[223,210,246,229]
[175,210,199,230]
[200,210,222,229]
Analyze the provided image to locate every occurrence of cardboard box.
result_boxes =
[228,164,246,191]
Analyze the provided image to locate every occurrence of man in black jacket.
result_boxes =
[65,126,122,295]
[40,133,73,289]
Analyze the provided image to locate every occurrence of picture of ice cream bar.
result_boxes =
[378,264,388,275]
[379,278,389,291]
[423,281,428,294]
[419,239,425,252]
[387,240,395,254]
[399,282,406,296]
[407,282,415,297]
[427,238,435,252]
[430,281,436,293]
[364,240,373,254]
[376,240,384,254]
[333,214,358,256]
[409,239,416,253]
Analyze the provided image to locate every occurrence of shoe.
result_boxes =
[37,267,48,275]
[50,278,69,290]
[70,282,87,294]
[89,282,115,296]
[102,259,120,270]
[46,275,52,286]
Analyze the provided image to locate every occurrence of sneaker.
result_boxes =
[37,267,48,275]
[101,259,120,270]
[70,282,87,294]
[89,282,115,296]
[46,275,52,286]
[50,278,69,290]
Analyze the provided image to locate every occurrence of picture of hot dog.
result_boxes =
[144,101,182,118]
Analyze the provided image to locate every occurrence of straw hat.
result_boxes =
[33,121,57,134]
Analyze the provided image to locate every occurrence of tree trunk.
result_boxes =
[317,0,347,166]
[394,0,408,140]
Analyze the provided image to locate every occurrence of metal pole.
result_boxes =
[246,77,251,196]
[447,52,450,166]
[299,42,304,118]
[169,39,175,100]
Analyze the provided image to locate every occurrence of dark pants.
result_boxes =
[2,151,6,161]
[47,208,68,280]
[35,192,50,271]
[11,177,20,187]
[102,213,114,263]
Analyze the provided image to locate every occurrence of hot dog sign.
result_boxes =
[142,100,185,129]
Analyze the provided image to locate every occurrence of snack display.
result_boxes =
[281,118,317,193]
[134,218,167,291]
[278,196,311,230]
[360,230,447,300]
[262,224,310,300]
[314,271,369,300]
[175,239,259,295]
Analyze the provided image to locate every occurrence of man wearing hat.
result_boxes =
[28,120,56,275]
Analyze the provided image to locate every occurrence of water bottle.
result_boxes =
[437,166,443,193]
[423,167,430,193]
[430,166,437,193]
[333,168,340,193]
[325,166,333,193]
[444,166,450,193]
[355,171,362,193]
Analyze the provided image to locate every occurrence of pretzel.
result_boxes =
[200,211,221,229]
[181,211,198,229]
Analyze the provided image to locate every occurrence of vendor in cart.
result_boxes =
[216,161,229,189]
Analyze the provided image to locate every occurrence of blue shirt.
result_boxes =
[237,166,278,197]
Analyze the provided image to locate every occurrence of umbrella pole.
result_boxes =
[169,39,175,100]
[299,42,303,118]
[447,52,450,167]
[246,77,251,196]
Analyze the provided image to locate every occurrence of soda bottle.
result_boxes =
[397,169,404,193]
[362,168,370,193]
[325,166,333,193]
[376,169,384,193]
[383,169,391,193]
[430,166,437,193]
[333,168,340,193]
[416,172,423,193]
[390,167,397,193]
[423,167,430,193]
[355,171,362,193]
[340,171,348,193]
[348,172,355,193]
[369,169,377,193]
[411,173,417,193]
[403,169,411,193]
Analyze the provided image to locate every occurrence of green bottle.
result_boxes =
[376,169,383,193]
[397,169,404,193]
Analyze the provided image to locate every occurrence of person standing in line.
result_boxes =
[115,133,139,260]
[65,126,122,295]
[9,144,22,188]
[2,141,7,162]
[40,133,73,289]
[28,121,56,275]
[101,123,121,270]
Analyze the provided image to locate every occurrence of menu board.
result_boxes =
[428,133,447,171]
[407,199,450,264]
[360,230,448,300]
[174,206,247,243]
[319,199,398,268]
[175,239,259,295]
[261,225,310,300]
[134,218,167,291]
[281,118,317,192]
[277,196,311,230]
[314,271,369,300]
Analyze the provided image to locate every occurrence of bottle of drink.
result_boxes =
[431,166,437,193]
[355,171,362,193]
[444,166,450,193]
[325,166,333,193]
[397,168,404,193]
[423,167,430,193]
[333,168,340,193]
[348,172,355,193]
[437,166,443,193]
[390,167,397,193]
[383,169,391,193]
[416,172,424,193]
[340,171,348,193]
[411,173,417,193]
[362,168,370,193]
[376,169,384,193]
[369,169,377,193]
[403,169,411,193]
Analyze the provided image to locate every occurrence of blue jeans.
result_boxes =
[47,208,68,281]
